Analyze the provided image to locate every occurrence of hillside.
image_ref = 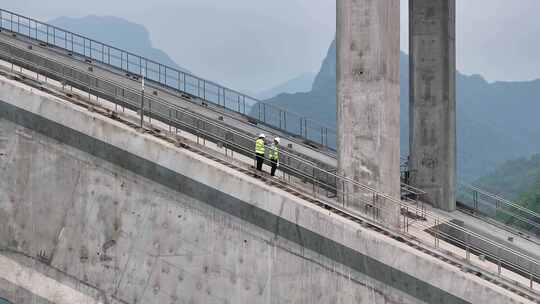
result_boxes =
[474,154,540,201]
[48,15,189,73]
[473,154,540,233]
[514,180,540,233]
[259,39,540,181]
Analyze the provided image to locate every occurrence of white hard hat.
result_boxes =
[274,137,280,143]
[259,133,266,138]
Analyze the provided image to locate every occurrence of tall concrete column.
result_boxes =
[337,0,401,226]
[409,0,456,211]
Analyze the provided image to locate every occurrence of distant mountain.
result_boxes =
[256,72,317,100]
[259,39,540,181]
[260,40,337,130]
[49,15,189,73]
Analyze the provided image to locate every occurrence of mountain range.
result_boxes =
[262,39,540,181]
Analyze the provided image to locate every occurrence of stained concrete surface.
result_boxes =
[336,0,401,226]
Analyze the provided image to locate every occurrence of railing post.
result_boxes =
[342,180,346,207]
[401,208,405,232]
[372,194,378,220]
[222,88,226,107]
[196,120,200,144]
[406,206,409,232]
[140,69,145,129]
[312,167,316,195]
[61,66,65,90]
[434,219,439,248]
[465,235,470,261]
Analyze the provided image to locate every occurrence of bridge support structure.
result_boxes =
[336,0,401,226]
[409,0,456,211]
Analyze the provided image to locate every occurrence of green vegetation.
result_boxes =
[474,154,540,233]
[474,154,540,201]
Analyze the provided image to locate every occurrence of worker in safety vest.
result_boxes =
[269,137,280,176]
[255,134,266,171]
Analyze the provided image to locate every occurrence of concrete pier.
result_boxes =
[409,0,456,211]
[336,0,401,225]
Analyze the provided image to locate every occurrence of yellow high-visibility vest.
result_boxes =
[269,144,279,161]
[255,138,265,155]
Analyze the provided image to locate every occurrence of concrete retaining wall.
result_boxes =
[0,76,531,303]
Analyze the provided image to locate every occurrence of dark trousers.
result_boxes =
[270,160,278,176]
[256,153,265,171]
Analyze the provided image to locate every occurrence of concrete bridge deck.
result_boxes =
[0,58,539,303]
[3,51,540,293]
[3,23,537,250]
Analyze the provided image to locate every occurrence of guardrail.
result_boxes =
[2,38,540,295]
[459,182,540,235]
[0,8,337,150]
[0,8,428,204]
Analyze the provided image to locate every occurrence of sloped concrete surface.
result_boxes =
[0,114,419,304]
[0,76,533,303]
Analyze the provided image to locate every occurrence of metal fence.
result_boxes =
[0,8,337,150]
[2,38,540,296]
[459,183,540,235]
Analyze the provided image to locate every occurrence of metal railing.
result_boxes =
[459,183,540,235]
[2,39,540,295]
[0,8,426,204]
[0,8,337,150]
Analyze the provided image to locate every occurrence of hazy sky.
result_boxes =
[4,0,540,92]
